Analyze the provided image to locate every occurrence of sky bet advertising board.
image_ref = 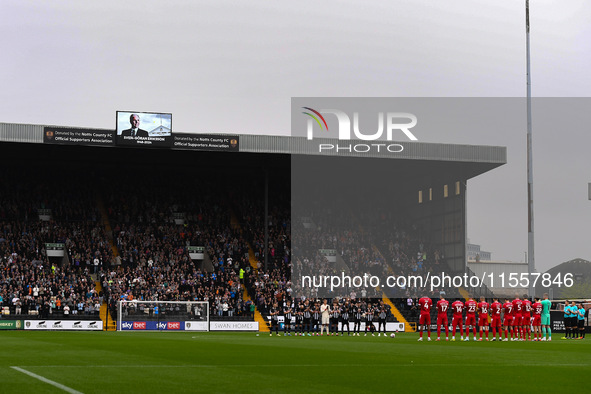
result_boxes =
[120,321,185,331]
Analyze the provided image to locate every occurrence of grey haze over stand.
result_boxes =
[1,0,590,272]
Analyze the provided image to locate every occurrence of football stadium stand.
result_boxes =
[0,122,506,333]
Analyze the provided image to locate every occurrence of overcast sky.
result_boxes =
[1,0,590,271]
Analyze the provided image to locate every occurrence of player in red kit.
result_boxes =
[521,295,532,341]
[464,297,478,341]
[477,296,490,341]
[450,299,464,341]
[418,296,433,341]
[489,297,503,341]
[436,295,449,341]
[531,297,542,341]
[502,298,514,341]
[512,294,524,341]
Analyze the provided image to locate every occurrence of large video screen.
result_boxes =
[116,111,172,147]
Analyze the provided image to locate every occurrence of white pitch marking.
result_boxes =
[12,363,591,369]
[10,366,84,394]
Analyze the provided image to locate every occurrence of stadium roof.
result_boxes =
[0,122,506,180]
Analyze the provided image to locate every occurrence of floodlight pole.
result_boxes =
[526,0,535,297]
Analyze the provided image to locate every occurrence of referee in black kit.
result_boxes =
[353,302,363,336]
[341,301,351,336]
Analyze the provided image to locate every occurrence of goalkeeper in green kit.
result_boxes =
[540,293,552,341]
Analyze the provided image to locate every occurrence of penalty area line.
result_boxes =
[10,366,84,394]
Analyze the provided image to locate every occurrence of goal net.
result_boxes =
[117,300,209,331]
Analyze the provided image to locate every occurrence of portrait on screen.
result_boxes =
[116,111,173,147]
[116,111,172,137]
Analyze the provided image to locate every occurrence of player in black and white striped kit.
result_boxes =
[365,303,376,336]
[353,302,363,336]
[283,301,293,336]
[296,302,305,336]
[330,302,340,336]
[312,303,321,336]
[377,305,387,336]
[341,302,351,336]
[303,301,312,336]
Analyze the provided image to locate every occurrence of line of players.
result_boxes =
[268,299,393,336]
[417,293,555,342]
[562,300,587,340]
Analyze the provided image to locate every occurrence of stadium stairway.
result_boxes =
[230,211,241,232]
[96,280,117,331]
[369,245,415,332]
[246,246,259,273]
[242,242,270,332]
[96,196,119,258]
[230,211,269,332]
[229,210,260,275]
[96,195,119,330]
[380,294,415,333]
[243,287,270,332]
[458,287,470,301]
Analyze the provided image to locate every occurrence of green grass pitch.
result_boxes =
[1,331,590,393]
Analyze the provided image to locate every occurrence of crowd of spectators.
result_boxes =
[0,168,105,318]
[100,174,255,320]
[1,163,452,327]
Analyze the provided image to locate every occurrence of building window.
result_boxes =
[429,188,432,201]
[418,190,423,204]
[455,181,460,195]
[444,184,449,198]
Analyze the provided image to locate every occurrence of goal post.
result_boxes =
[117,300,209,331]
